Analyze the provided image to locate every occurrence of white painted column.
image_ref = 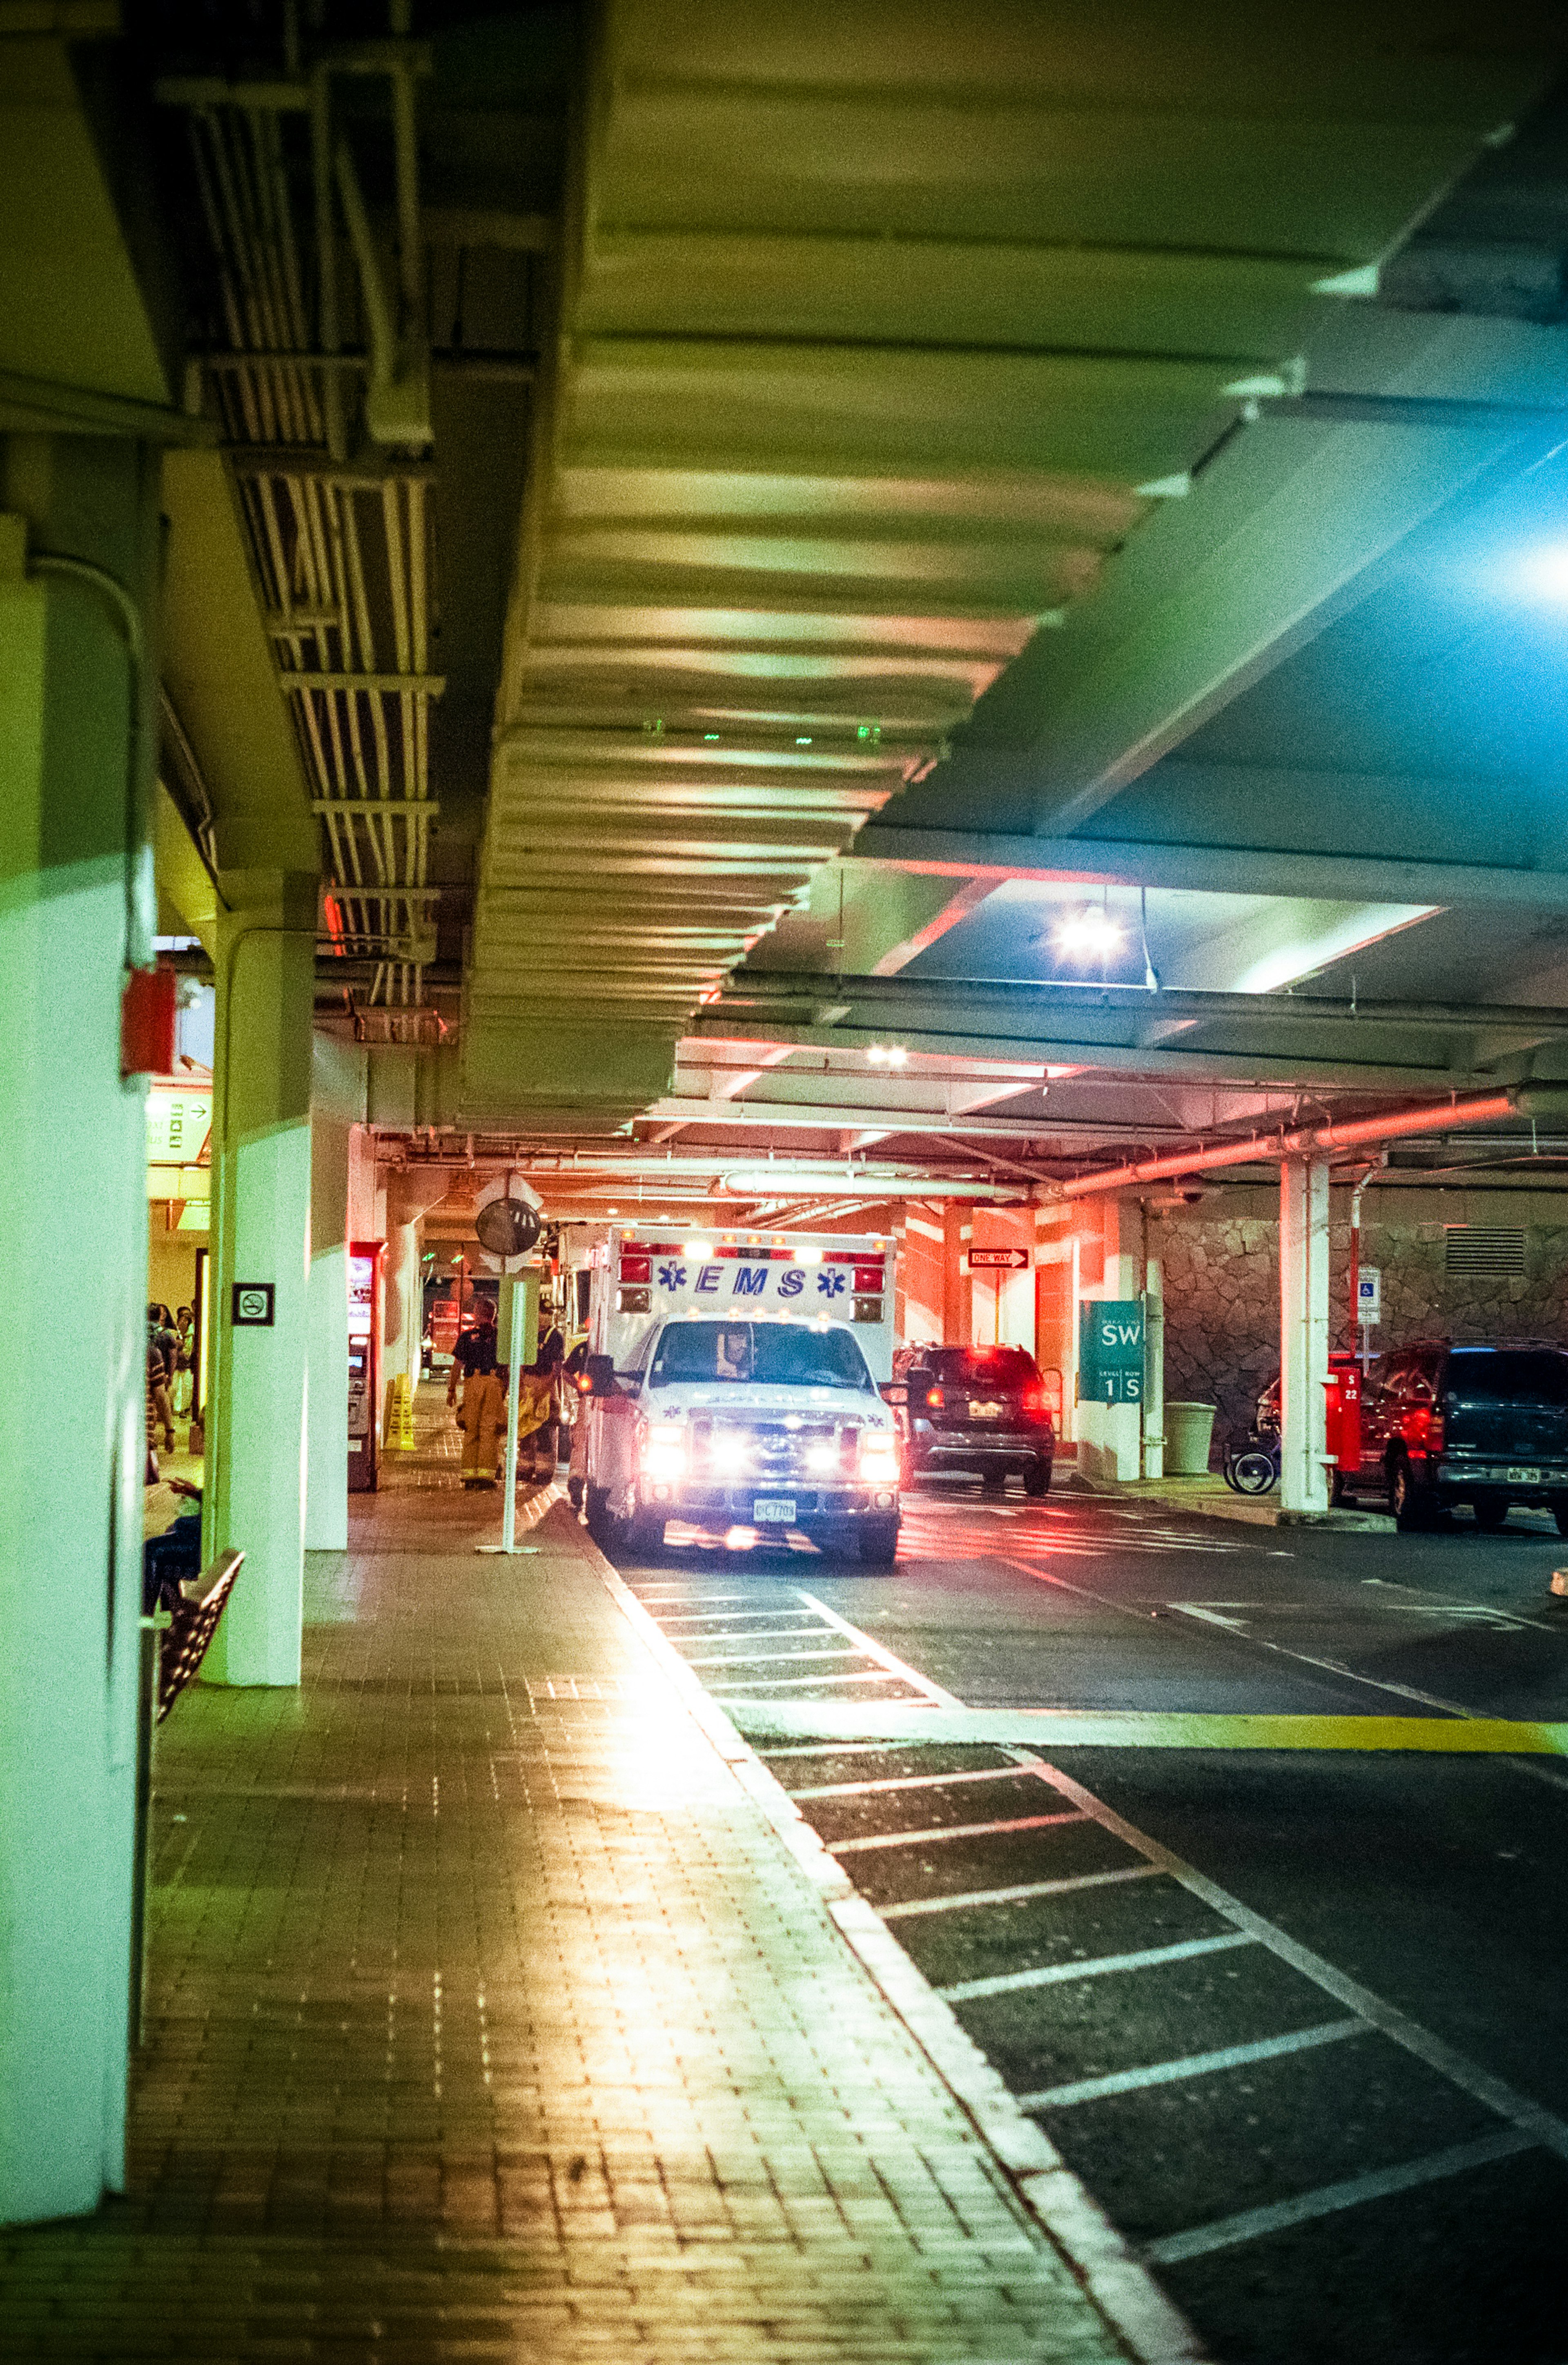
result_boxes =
[0,441,159,2222]
[1143,1256,1165,1481]
[304,1038,365,1551]
[204,895,316,1684]
[1280,1155,1332,1517]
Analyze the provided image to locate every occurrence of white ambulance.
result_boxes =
[575,1227,903,1566]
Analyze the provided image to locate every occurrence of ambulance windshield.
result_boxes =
[650,1321,874,1392]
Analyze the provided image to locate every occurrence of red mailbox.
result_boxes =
[1323,1350,1362,1474]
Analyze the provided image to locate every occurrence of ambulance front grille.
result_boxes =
[692,1419,860,1481]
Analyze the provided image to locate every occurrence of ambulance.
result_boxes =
[575,1227,903,1565]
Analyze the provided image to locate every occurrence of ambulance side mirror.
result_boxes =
[582,1353,616,1397]
[880,1383,909,1406]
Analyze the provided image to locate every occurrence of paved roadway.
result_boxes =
[600,1480,1568,2365]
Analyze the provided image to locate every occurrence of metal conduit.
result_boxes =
[182,78,434,1012]
[1053,1092,1518,1200]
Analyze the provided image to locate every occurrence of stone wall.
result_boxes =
[1150,1192,1568,1467]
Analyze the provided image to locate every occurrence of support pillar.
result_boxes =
[204,884,316,1684]
[1280,1155,1332,1518]
[305,1038,366,1551]
[0,438,160,2222]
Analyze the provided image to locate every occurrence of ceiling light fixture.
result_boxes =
[1056,906,1123,958]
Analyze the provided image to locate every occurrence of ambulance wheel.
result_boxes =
[625,1511,666,1556]
[585,1483,613,1541]
[858,1516,900,1570]
[567,1476,584,1512]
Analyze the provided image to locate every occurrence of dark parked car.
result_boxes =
[893,1344,1054,1494]
[1359,1341,1568,1532]
[1249,1345,1568,1529]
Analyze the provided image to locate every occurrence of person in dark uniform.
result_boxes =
[446,1296,499,1409]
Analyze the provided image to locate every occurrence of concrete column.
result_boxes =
[1280,1155,1332,1517]
[203,885,316,1684]
[305,1037,366,1551]
[1143,1257,1165,1481]
[0,438,160,2222]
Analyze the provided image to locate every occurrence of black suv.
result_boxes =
[893,1344,1054,1495]
[1359,1340,1568,1532]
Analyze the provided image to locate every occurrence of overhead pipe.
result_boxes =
[1052,1090,1518,1200]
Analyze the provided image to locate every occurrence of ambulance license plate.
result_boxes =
[1506,1466,1542,1485]
[753,1497,796,1525]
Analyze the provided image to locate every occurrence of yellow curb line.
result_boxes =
[729,1705,1568,1754]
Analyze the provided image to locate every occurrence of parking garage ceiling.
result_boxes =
[7,3,1568,1207]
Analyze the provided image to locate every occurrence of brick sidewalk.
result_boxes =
[0,1466,1129,2363]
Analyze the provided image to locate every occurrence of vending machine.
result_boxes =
[347,1240,382,1492]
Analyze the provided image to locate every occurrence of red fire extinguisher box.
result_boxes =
[1323,1351,1362,1474]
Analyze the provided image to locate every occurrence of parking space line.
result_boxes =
[766,1740,915,1763]
[1019,2018,1366,2113]
[881,1864,1160,1919]
[684,1643,864,1668]
[829,1811,1085,1855]
[673,1626,846,1650]
[1143,2129,1535,2267]
[788,1763,1025,1801]
[794,1590,966,1709]
[707,1668,913,1693]
[656,1609,828,1629]
[940,1929,1256,2003]
[1013,1753,1568,2162]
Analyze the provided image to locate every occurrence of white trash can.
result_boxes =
[1165,1401,1217,1476]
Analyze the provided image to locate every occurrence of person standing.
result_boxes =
[455,1364,508,1488]
[447,1295,499,1409]
[147,1305,178,1453]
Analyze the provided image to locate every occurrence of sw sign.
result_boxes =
[1078,1299,1145,1405]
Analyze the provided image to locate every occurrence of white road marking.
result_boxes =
[795,1588,964,1709]
[1018,2018,1365,2113]
[707,1667,915,1693]
[1170,1602,1472,1717]
[668,1625,845,1648]
[1144,2129,1534,2267]
[683,1643,865,1668]
[880,1865,1160,1920]
[940,1929,1256,2003]
[1013,1753,1568,2162]
[765,1740,915,1762]
[655,1608,826,1628]
[829,1811,1085,1855]
[788,1763,1024,1802]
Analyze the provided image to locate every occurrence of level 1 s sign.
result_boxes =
[1078,1298,1144,1404]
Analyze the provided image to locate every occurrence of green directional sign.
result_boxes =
[1079,1298,1145,1405]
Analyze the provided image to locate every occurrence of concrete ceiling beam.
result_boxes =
[847,822,1568,913]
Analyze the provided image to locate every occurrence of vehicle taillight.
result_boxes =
[926,1386,944,1409]
[1408,1403,1445,1454]
[1022,1382,1053,1422]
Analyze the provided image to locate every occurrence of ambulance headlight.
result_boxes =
[641,1420,688,1481]
[857,1431,901,1483]
[708,1430,751,1475]
[804,1442,840,1474]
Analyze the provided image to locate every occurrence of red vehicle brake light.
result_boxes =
[926,1386,945,1409]
[1022,1382,1052,1420]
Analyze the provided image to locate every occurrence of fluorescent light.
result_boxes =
[1516,546,1568,601]
[1056,908,1123,958]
